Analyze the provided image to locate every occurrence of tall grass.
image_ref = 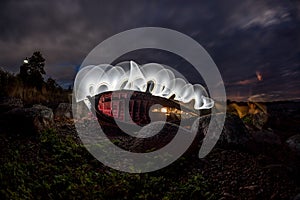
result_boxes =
[0,68,69,105]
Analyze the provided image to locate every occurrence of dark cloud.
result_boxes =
[0,0,299,101]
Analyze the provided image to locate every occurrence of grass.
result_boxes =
[0,129,215,199]
[0,68,69,105]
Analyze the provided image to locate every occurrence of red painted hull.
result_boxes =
[89,90,184,126]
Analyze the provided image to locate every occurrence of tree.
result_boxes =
[46,77,61,91]
[19,51,45,90]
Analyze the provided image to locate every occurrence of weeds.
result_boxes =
[0,129,214,199]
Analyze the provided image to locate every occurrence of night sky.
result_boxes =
[0,0,299,101]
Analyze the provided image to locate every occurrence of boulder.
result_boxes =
[130,121,190,152]
[0,97,23,113]
[129,113,252,153]
[252,130,281,146]
[54,103,72,120]
[293,193,300,200]
[4,104,54,135]
[201,114,252,149]
[72,101,91,119]
[251,112,268,130]
[286,134,300,156]
[220,114,252,148]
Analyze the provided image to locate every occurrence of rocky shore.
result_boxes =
[0,97,300,199]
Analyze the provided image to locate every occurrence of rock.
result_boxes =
[286,134,300,156]
[293,193,300,200]
[227,102,268,124]
[204,114,252,149]
[130,121,191,152]
[54,103,72,120]
[242,113,268,131]
[130,113,252,152]
[0,97,23,113]
[191,115,210,140]
[251,112,268,130]
[72,101,90,119]
[252,130,281,146]
[220,114,252,148]
[4,104,54,135]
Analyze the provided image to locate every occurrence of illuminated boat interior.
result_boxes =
[88,89,208,127]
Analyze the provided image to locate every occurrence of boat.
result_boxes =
[87,90,203,129]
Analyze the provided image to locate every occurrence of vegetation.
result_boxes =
[0,51,69,105]
[19,52,46,91]
[241,115,252,126]
[0,129,214,199]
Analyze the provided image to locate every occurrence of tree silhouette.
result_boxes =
[19,51,45,90]
[46,77,61,91]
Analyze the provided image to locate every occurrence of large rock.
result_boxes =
[251,112,268,130]
[54,103,72,120]
[129,113,252,153]
[4,104,54,135]
[72,101,91,119]
[129,121,190,152]
[293,193,300,200]
[0,97,23,113]
[252,130,281,146]
[286,134,300,156]
[200,114,252,149]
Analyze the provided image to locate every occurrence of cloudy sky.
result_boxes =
[0,0,299,101]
